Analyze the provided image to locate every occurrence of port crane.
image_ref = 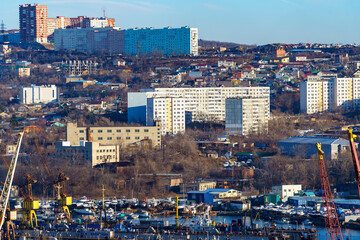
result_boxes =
[347,129,360,199]
[0,132,24,237]
[316,143,343,240]
[55,170,72,220]
[20,174,39,228]
[33,132,72,221]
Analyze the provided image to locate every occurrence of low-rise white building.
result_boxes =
[55,141,120,167]
[272,184,302,201]
[19,85,59,105]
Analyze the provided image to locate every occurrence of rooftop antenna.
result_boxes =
[102,7,106,18]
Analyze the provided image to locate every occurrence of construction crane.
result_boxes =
[347,129,360,199]
[0,132,24,234]
[54,170,72,220]
[21,174,38,228]
[316,143,343,240]
[33,131,72,221]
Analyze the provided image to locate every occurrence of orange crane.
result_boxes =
[316,143,343,240]
[347,129,360,199]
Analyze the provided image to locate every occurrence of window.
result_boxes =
[135,137,140,140]
[107,137,112,140]
[98,137,103,140]
[126,137,130,140]
[126,129,130,133]
[80,137,84,140]
[79,130,84,133]
[107,130,112,133]
[116,129,121,133]
[135,129,140,133]
[117,137,121,140]
[98,130,103,133]
[144,129,149,132]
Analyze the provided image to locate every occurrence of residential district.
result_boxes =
[0,3,360,240]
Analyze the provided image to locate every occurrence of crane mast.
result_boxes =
[0,132,24,230]
[316,143,343,240]
[347,129,360,199]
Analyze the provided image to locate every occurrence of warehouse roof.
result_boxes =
[278,136,350,146]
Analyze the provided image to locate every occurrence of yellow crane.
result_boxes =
[21,174,39,228]
[55,170,72,220]
[0,132,24,236]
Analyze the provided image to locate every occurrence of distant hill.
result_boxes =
[199,39,256,49]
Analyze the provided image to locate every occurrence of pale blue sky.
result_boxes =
[2,0,359,45]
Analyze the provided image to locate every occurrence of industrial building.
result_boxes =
[278,136,356,160]
[272,184,302,201]
[55,141,120,167]
[19,85,59,105]
[187,188,241,204]
[225,97,269,136]
[128,87,270,124]
[66,122,161,148]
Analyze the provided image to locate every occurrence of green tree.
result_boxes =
[10,114,19,127]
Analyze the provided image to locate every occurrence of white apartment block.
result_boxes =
[300,77,360,114]
[55,141,120,167]
[19,85,59,105]
[146,97,185,135]
[225,97,270,136]
[128,87,270,123]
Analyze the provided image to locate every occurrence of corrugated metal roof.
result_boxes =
[278,136,349,146]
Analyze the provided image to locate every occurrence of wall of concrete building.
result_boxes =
[66,122,161,148]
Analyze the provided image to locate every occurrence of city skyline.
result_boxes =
[2,0,359,45]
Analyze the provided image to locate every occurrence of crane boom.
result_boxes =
[347,129,360,199]
[316,143,343,240]
[0,132,24,230]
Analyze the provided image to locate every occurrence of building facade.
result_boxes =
[19,4,48,43]
[55,141,120,167]
[300,77,360,114]
[272,184,302,201]
[128,87,270,124]
[19,85,59,105]
[225,97,269,136]
[66,122,161,148]
[54,26,198,56]
[124,27,198,56]
[146,97,185,135]
[278,136,356,160]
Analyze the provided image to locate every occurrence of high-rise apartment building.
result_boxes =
[20,4,115,43]
[300,77,360,114]
[146,97,185,135]
[225,98,269,136]
[125,27,198,56]
[48,16,115,42]
[128,87,270,124]
[19,4,48,43]
[19,85,59,105]
[54,26,198,56]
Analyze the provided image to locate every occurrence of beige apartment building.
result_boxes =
[66,122,161,148]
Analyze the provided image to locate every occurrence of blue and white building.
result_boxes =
[124,27,198,56]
